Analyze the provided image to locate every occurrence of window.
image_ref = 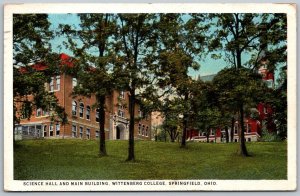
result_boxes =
[72,101,77,116]
[96,109,100,122]
[43,125,47,137]
[72,78,77,88]
[145,126,149,137]
[56,76,60,91]
[72,125,77,138]
[142,125,145,136]
[79,103,84,118]
[234,139,238,142]
[50,77,54,92]
[86,106,90,120]
[56,123,60,136]
[211,129,214,136]
[118,105,125,118]
[36,108,42,117]
[138,124,142,135]
[248,138,251,142]
[234,125,238,134]
[86,128,90,139]
[79,127,83,138]
[96,130,99,138]
[49,124,53,136]
[119,91,125,99]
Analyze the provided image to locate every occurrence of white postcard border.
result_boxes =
[4,3,297,191]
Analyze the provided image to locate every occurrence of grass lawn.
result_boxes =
[14,139,287,180]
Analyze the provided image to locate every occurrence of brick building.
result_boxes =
[14,54,151,140]
[187,65,275,143]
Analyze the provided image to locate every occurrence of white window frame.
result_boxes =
[36,108,42,117]
[72,125,77,138]
[86,106,90,120]
[56,123,60,136]
[43,125,47,137]
[72,78,77,88]
[56,76,60,91]
[49,124,53,136]
[79,126,83,138]
[72,101,77,116]
[50,77,54,92]
[118,105,125,118]
[86,128,90,139]
[79,102,84,118]
[96,130,99,138]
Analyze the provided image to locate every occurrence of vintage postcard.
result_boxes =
[3,3,297,191]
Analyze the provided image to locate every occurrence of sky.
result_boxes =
[48,14,228,79]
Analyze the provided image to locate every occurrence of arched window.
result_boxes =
[86,106,90,120]
[36,108,42,117]
[72,101,77,116]
[142,125,145,136]
[96,108,100,122]
[145,126,149,137]
[79,103,84,118]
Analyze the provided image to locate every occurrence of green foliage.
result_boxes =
[213,67,268,107]
[14,140,287,180]
[13,14,67,126]
[260,129,282,142]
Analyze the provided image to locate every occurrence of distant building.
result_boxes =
[187,66,275,143]
[14,53,151,140]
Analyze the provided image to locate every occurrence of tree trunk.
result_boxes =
[180,92,189,148]
[225,125,229,143]
[206,129,210,143]
[98,95,107,156]
[239,102,249,156]
[127,88,135,161]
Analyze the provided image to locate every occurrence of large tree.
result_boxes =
[213,67,267,156]
[60,14,118,156]
[13,14,67,134]
[208,13,287,156]
[115,14,160,161]
[155,14,207,148]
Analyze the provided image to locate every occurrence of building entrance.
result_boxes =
[116,124,126,140]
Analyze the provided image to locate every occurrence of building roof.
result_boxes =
[19,53,75,73]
